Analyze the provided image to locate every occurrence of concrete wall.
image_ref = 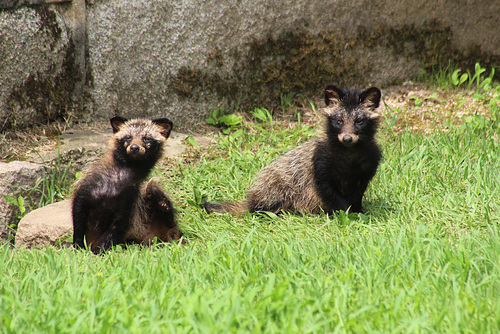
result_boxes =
[1,0,499,131]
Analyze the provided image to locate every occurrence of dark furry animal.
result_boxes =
[72,116,183,253]
[204,85,382,215]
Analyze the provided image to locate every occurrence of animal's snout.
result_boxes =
[129,144,140,153]
[338,132,359,146]
[342,135,353,144]
[127,142,145,157]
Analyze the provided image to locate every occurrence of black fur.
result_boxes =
[204,85,382,215]
[317,86,382,213]
[312,138,381,213]
[72,117,181,253]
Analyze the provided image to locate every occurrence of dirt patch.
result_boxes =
[382,82,495,134]
[0,120,109,162]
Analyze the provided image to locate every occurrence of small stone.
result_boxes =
[15,199,73,249]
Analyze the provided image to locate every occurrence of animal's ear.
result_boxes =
[359,87,381,110]
[324,85,344,106]
[110,116,128,133]
[153,118,173,139]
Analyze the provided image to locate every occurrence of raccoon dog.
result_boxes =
[72,116,183,253]
[204,85,382,215]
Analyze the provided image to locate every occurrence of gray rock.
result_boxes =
[0,2,85,130]
[15,199,73,249]
[0,161,45,241]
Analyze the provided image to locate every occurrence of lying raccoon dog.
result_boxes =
[204,85,382,215]
[72,116,183,254]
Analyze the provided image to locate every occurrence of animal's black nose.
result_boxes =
[343,135,353,144]
[129,144,140,152]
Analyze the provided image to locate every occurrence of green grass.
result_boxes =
[1,100,500,332]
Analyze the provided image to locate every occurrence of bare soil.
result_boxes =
[381,82,494,134]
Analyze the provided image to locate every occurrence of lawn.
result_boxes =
[1,78,500,333]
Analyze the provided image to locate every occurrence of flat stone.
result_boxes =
[163,132,212,158]
[28,129,211,163]
[15,199,73,249]
[28,129,109,164]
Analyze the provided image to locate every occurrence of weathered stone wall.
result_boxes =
[1,0,499,131]
[0,0,86,129]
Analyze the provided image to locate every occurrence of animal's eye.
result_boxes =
[143,137,153,143]
[123,136,132,142]
[355,119,365,125]
[336,119,343,126]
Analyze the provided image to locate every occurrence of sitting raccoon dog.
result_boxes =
[204,85,382,215]
[72,116,183,254]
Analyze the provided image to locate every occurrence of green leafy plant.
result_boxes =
[422,60,454,87]
[187,186,207,208]
[37,163,72,207]
[3,194,26,220]
[469,62,488,89]
[250,107,273,126]
[31,145,73,208]
[206,107,243,134]
[451,62,496,90]
[409,92,439,107]
[488,85,500,121]
[451,68,469,87]
[479,68,495,90]
[184,136,200,149]
[307,99,318,114]
[280,91,302,126]
[425,61,497,93]
[249,107,274,137]
[429,62,498,122]
[280,91,296,114]
[53,231,73,247]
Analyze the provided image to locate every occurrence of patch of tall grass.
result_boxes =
[1,92,499,332]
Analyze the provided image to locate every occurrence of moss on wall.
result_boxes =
[355,19,497,72]
[4,6,78,129]
[169,19,499,111]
